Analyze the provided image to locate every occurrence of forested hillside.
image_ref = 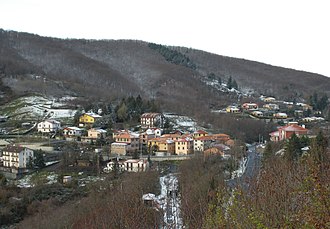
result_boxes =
[1,29,330,113]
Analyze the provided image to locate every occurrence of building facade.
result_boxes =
[37,120,61,133]
[140,113,164,129]
[2,145,34,168]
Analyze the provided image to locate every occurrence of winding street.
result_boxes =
[226,144,262,190]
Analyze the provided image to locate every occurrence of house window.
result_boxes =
[183,147,185,150]
[178,147,180,150]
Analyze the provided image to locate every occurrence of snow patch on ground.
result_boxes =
[157,174,183,229]
[164,113,198,131]
[17,172,58,188]
[3,95,77,120]
[231,156,248,179]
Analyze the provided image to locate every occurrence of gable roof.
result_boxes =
[281,124,307,132]
[89,128,107,133]
[64,126,82,131]
[84,112,102,118]
[2,144,31,153]
[194,130,208,135]
[141,113,161,119]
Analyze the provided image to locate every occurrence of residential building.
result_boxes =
[79,112,102,127]
[111,142,128,155]
[87,128,107,139]
[193,130,208,138]
[242,103,258,111]
[269,123,308,142]
[193,136,213,152]
[1,145,34,168]
[161,134,182,141]
[140,128,162,147]
[263,103,279,110]
[263,97,276,102]
[148,137,175,154]
[140,113,164,129]
[146,128,162,137]
[63,127,83,137]
[104,159,149,172]
[226,106,240,113]
[112,130,140,155]
[204,147,225,157]
[175,137,193,155]
[273,112,288,119]
[251,111,263,117]
[212,133,231,143]
[37,120,61,133]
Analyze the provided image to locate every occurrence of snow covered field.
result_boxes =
[164,113,198,132]
[1,95,77,120]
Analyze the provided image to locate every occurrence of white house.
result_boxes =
[37,120,61,133]
[104,159,149,173]
[146,128,162,137]
[1,145,34,168]
[251,111,264,117]
[193,136,213,152]
[273,112,288,119]
[63,127,83,137]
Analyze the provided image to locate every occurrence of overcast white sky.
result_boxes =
[1,0,329,77]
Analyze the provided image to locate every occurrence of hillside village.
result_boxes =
[0,89,328,180]
[225,94,326,123]
[0,67,329,228]
[0,108,238,179]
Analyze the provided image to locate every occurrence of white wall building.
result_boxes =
[63,127,83,136]
[37,120,61,133]
[104,159,149,173]
[1,145,34,168]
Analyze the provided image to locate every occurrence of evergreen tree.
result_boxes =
[73,109,83,126]
[218,77,222,85]
[232,79,238,90]
[285,133,302,161]
[263,142,273,161]
[135,95,143,114]
[34,150,45,169]
[311,131,329,163]
[117,102,128,122]
[227,76,233,89]
[318,95,328,111]
[300,135,310,148]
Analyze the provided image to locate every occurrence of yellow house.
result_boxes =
[79,112,102,127]
[226,106,240,113]
[148,137,175,154]
[193,130,208,138]
[175,138,193,155]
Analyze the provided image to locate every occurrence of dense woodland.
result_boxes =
[1,29,330,109]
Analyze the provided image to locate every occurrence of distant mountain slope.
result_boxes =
[178,47,329,98]
[1,29,329,113]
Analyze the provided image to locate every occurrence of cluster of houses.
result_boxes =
[110,129,232,157]
[226,96,317,121]
[1,111,234,178]
[37,112,106,143]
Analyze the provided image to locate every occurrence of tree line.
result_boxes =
[148,43,197,70]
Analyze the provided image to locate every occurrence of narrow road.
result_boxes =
[226,144,261,190]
